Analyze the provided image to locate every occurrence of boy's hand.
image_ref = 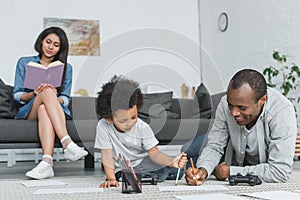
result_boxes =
[172,152,187,168]
[99,179,119,188]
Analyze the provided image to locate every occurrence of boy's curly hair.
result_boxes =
[96,75,144,119]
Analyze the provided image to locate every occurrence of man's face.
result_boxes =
[227,83,266,128]
[110,105,138,133]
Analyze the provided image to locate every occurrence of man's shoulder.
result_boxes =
[266,87,294,114]
[267,88,292,106]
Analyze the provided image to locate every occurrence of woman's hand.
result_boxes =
[172,152,187,169]
[34,84,57,95]
[99,179,119,188]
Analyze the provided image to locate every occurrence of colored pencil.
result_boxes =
[175,168,181,186]
[190,157,198,185]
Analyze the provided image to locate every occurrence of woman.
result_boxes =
[13,27,88,179]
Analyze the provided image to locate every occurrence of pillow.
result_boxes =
[138,91,179,123]
[0,79,18,119]
[189,83,212,119]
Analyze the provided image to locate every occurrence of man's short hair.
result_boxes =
[229,69,267,102]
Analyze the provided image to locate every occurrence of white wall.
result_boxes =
[1,0,300,98]
[199,0,300,123]
[200,0,300,91]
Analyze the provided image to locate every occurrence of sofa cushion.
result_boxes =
[153,118,213,145]
[0,79,18,119]
[138,91,179,123]
[189,83,212,119]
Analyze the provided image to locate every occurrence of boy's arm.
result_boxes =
[100,149,119,188]
[147,146,187,168]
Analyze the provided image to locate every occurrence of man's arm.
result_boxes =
[196,97,230,177]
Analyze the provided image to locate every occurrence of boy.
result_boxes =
[95,76,187,188]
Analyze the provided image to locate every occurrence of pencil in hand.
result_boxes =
[175,168,181,186]
[190,157,198,185]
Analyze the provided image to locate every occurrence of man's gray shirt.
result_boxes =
[197,88,297,182]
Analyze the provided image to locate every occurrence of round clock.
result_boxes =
[218,12,229,32]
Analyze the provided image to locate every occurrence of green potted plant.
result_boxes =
[263,51,300,113]
[263,51,300,158]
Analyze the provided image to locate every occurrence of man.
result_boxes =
[185,69,297,185]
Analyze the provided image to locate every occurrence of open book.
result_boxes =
[24,60,64,90]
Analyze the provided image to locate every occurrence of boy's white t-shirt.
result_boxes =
[94,118,159,170]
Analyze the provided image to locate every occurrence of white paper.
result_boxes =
[20,180,67,187]
[159,185,228,192]
[33,187,103,195]
[242,190,300,200]
[175,193,247,200]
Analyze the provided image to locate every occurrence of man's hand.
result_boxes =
[99,179,119,188]
[185,167,207,186]
[213,162,230,180]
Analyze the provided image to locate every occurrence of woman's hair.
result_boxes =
[96,75,144,119]
[229,69,267,102]
[34,27,69,91]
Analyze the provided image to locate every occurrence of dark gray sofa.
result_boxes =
[0,81,225,169]
[0,95,99,169]
[150,92,225,145]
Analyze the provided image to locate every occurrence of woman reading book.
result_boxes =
[12,27,88,179]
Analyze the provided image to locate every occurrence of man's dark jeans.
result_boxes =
[181,133,208,169]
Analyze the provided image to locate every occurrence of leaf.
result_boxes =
[273,70,279,76]
[267,83,276,88]
[263,68,271,75]
[291,65,299,71]
[273,51,280,61]
[265,51,299,117]
[282,56,287,62]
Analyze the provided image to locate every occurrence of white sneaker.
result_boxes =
[64,142,88,161]
[26,161,54,179]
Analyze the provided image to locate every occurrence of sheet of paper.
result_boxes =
[20,180,67,187]
[242,190,300,200]
[33,187,103,195]
[174,193,247,200]
[159,185,228,192]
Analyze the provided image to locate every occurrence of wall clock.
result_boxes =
[218,12,229,32]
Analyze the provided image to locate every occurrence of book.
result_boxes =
[24,60,64,90]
